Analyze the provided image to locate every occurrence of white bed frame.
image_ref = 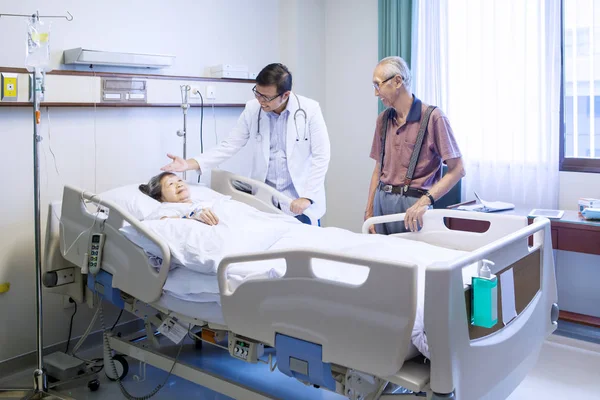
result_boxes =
[43,169,558,400]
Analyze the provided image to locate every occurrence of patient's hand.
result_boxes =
[193,208,219,226]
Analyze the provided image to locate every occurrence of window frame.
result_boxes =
[560,0,600,173]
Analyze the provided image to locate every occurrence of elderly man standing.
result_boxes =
[365,56,465,234]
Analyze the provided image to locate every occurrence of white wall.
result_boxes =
[0,0,276,77]
[283,0,327,107]
[0,0,278,363]
[323,0,379,231]
[559,172,600,210]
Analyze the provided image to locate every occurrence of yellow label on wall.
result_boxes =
[0,282,10,294]
[4,77,17,97]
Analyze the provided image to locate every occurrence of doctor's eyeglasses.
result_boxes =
[252,86,282,102]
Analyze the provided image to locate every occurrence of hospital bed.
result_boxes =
[43,169,559,400]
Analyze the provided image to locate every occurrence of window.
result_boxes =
[561,0,600,172]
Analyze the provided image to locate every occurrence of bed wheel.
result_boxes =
[431,392,456,400]
[106,354,129,381]
[87,379,100,392]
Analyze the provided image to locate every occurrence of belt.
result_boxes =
[379,182,426,198]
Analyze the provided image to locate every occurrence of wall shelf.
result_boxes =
[0,67,255,84]
[0,66,253,107]
[0,102,245,108]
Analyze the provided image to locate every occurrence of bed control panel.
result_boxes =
[88,233,105,275]
[228,334,264,363]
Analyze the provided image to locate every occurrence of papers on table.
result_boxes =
[457,192,515,213]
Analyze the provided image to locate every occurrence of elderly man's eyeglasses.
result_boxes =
[373,75,397,91]
[252,86,282,102]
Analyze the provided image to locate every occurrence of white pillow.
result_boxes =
[100,184,160,221]
[100,182,227,221]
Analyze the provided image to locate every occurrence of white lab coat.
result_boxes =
[193,93,331,222]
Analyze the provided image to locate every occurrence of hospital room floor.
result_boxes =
[1,332,599,399]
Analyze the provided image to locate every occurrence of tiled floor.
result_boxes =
[1,333,599,399]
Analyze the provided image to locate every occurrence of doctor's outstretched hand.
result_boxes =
[290,198,311,215]
[161,153,199,173]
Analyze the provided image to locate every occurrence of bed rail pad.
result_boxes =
[218,249,418,378]
[60,185,171,304]
[210,169,319,225]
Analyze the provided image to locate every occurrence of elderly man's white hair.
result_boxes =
[378,56,412,90]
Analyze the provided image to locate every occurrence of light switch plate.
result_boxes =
[1,73,18,101]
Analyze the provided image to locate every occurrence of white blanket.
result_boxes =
[121,198,299,274]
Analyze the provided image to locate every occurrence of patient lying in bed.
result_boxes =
[139,172,220,226]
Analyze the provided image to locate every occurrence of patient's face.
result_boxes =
[160,175,190,203]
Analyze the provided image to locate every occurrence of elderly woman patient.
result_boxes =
[139,172,220,225]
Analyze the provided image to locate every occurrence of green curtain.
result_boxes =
[378,0,413,113]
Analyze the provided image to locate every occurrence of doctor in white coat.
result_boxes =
[161,63,331,225]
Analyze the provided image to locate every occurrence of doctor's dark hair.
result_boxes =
[256,63,292,94]
[139,172,176,201]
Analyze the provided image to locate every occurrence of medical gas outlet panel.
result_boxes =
[101,78,147,103]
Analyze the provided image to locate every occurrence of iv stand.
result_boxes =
[0,11,76,400]
[177,85,191,180]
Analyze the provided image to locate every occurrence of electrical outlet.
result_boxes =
[62,296,75,309]
[190,87,201,99]
[206,85,216,100]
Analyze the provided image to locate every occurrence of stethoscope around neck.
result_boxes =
[255,92,308,142]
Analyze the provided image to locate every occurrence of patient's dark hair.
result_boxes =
[256,63,292,94]
[139,172,176,201]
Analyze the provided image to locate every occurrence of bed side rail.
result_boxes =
[218,249,418,378]
[60,185,171,304]
[210,169,319,225]
[424,217,557,399]
[363,209,528,251]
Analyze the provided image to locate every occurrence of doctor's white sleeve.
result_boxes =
[192,105,252,173]
[301,104,331,201]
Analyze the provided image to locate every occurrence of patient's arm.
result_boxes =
[159,208,219,226]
